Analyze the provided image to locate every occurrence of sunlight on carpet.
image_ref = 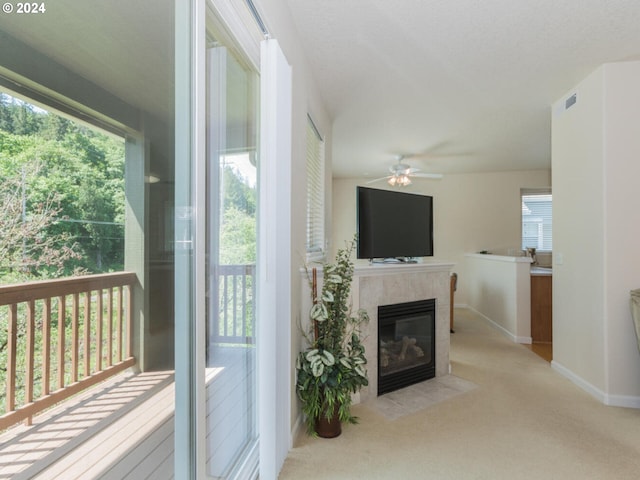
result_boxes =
[369,375,477,420]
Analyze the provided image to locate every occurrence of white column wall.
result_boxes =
[552,61,640,406]
[602,62,640,402]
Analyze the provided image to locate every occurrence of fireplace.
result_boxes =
[378,299,436,395]
[300,262,453,403]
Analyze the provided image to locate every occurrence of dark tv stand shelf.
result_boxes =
[370,257,418,265]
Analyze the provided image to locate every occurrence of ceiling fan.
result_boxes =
[366,155,443,187]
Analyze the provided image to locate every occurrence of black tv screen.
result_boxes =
[357,186,433,260]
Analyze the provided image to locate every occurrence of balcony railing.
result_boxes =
[0,271,136,431]
[212,264,255,345]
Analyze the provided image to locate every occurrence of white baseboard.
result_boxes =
[551,360,605,403]
[465,306,532,344]
[445,305,640,408]
[551,360,640,409]
[291,413,304,445]
[604,393,640,409]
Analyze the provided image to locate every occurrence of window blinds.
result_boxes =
[521,189,552,251]
[306,115,325,257]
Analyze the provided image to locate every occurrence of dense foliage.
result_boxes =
[220,163,256,265]
[296,240,369,435]
[0,93,125,282]
[0,94,128,413]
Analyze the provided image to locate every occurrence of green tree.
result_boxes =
[0,162,83,282]
[0,94,14,133]
[0,95,125,278]
[219,165,256,265]
[222,164,256,216]
[11,104,41,136]
[220,205,257,265]
[40,112,72,141]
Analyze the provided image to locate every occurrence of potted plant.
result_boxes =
[296,239,369,437]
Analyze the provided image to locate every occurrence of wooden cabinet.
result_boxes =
[531,275,552,343]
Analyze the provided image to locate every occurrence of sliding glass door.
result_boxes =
[175,1,265,478]
[205,21,259,479]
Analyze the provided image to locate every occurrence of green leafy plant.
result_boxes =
[296,239,369,435]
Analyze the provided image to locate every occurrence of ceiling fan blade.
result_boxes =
[365,175,392,184]
[412,173,444,179]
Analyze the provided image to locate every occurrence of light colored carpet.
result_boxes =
[279,308,640,479]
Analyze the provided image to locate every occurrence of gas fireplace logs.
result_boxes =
[380,336,425,368]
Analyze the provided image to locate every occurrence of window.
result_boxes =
[306,115,325,259]
[521,188,552,251]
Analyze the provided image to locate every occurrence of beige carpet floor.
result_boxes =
[279,308,640,479]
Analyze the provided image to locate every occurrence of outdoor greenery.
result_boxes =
[296,240,369,435]
[214,159,258,343]
[0,92,125,284]
[0,93,126,416]
[220,162,256,265]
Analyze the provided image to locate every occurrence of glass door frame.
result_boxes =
[174,1,264,478]
[174,0,206,477]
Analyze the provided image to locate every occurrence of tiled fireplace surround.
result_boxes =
[301,262,454,403]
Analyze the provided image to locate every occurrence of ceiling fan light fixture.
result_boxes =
[388,174,411,186]
[364,155,442,187]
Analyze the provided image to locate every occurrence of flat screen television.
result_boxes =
[357,186,433,261]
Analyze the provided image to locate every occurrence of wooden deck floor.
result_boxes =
[0,370,175,480]
[0,346,256,479]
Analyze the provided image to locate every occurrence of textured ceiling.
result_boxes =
[285,0,640,178]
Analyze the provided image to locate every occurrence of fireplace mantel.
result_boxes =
[300,261,455,402]
[353,260,455,277]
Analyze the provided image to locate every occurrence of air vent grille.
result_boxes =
[565,93,577,110]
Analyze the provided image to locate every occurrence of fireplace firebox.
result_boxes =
[378,299,435,395]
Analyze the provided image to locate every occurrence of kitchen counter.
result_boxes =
[531,266,552,276]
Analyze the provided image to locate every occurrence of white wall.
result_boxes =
[332,170,551,305]
[603,61,640,400]
[465,254,531,343]
[551,67,606,394]
[552,60,640,406]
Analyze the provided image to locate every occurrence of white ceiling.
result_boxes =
[285,0,640,178]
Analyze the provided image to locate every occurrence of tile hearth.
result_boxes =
[370,375,477,420]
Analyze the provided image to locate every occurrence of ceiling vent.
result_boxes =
[565,93,577,110]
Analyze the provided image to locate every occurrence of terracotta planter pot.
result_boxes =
[315,404,341,438]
